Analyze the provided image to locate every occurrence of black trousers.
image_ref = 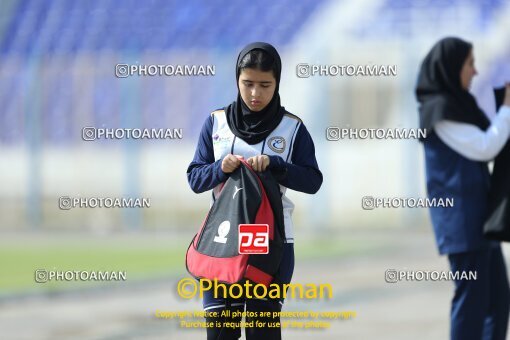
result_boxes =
[205,298,283,340]
[203,243,294,340]
[448,245,510,340]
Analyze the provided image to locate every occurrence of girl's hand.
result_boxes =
[221,154,243,173]
[247,155,270,172]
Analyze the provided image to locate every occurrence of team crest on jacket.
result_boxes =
[267,136,286,153]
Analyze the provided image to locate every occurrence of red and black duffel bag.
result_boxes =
[186,160,285,286]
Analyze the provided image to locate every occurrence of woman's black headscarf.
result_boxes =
[225,42,285,145]
[416,37,490,141]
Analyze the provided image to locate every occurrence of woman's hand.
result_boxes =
[504,83,510,107]
[247,155,270,172]
[221,154,243,173]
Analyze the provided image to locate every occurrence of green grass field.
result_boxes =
[0,233,381,294]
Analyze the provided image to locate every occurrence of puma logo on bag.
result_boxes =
[233,186,243,199]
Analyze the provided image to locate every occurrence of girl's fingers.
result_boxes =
[246,156,270,171]
[228,158,241,170]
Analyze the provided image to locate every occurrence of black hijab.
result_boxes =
[416,37,490,141]
[225,42,285,145]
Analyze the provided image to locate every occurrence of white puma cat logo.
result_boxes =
[233,186,243,199]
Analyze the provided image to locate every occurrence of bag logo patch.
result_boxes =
[239,224,269,254]
[213,221,230,244]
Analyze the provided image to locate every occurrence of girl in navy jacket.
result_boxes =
[187,42,322,340]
